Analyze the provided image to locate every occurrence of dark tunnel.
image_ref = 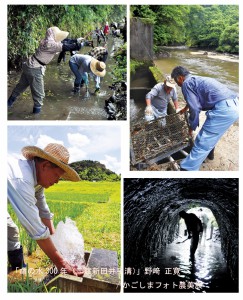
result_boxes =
[123,178,238,293]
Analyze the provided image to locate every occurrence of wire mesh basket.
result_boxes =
[130,112,191,165]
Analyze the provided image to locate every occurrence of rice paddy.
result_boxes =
[8,180,121,265]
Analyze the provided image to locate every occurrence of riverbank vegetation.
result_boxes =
[131,5,239,54]
[8,5,126,69]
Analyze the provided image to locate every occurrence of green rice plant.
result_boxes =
[8,265,60,293]
[8,181,121,266]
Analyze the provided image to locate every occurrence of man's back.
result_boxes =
[184,213,202,233]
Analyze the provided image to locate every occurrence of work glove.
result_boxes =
[145,105,153,116]
[77,37,85,43]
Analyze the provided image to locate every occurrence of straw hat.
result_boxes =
[51,26,69,42]
[22,143,80,182]
[90,58,106,77]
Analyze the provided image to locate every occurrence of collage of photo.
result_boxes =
[5,2,239,297]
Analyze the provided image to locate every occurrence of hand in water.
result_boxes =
[60,261,85,277]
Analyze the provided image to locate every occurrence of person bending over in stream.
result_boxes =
[7,143,84,276]
[8,27,84,114]
[69,54,106,95]
[179,211,203,260]
[171,66,239,171]
[145,75,179,124]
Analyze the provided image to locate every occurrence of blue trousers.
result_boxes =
[69,61,100,88]
[69,61,88,86]
[180,98,239,171]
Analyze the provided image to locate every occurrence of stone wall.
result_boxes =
[130,18,153,60]
[124,178,238,282]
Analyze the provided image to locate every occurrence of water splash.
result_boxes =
[51,218,85,271]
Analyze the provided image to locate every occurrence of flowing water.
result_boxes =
[8,37,124,120]
[124,239,237,293]
[153,239,237,293]
[130,47,239,123]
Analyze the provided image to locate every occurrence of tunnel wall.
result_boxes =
[124,178,238,282]
[130,18,153,60]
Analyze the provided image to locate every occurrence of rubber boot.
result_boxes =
[80,79,85,88]
[8,95,17,107]
[72,83,80,93]
[94,87,100,94]
[8,245,26,270]
[207,148,215,160]
[33,106,41,114]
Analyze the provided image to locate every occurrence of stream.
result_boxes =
[130,47,239,123]
[8,36,124,120]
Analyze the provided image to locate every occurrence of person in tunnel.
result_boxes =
[7,27,84,114]
[171,66,239,171]
[179,210,203,260]
[198,208,209,244]
[144,75,179,124]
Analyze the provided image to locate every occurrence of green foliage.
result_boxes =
[8,5,126,69]
[131,5,239,54]
[70,160,121,182]
[130,59,144,75]
[111,42,127,82]
[217,23,239,53]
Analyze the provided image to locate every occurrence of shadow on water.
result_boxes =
[8,37,124,120]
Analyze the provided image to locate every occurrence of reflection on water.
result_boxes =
[154,239,237,292]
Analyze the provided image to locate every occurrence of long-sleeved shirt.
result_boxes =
[146,83,178,113]
[70,54,100,86]
[7,157,52,240]
[181,74,238,130]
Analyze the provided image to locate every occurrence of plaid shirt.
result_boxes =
[89,47,108,60]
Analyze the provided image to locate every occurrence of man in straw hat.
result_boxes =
[7,143,84,276]
[145,75,179,123]
[8,27,84,114]
[69,53,106,94]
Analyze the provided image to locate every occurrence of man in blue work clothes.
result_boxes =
[144,75,179,123]
[171,66,239,171]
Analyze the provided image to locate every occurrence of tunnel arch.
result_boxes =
[124,178,238,282]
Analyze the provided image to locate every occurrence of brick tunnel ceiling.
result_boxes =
[124,178,238,281]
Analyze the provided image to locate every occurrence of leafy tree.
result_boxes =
[131,5,239,54]
[8,5,126,69]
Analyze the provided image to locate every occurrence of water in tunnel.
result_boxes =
[123,178,238,293]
